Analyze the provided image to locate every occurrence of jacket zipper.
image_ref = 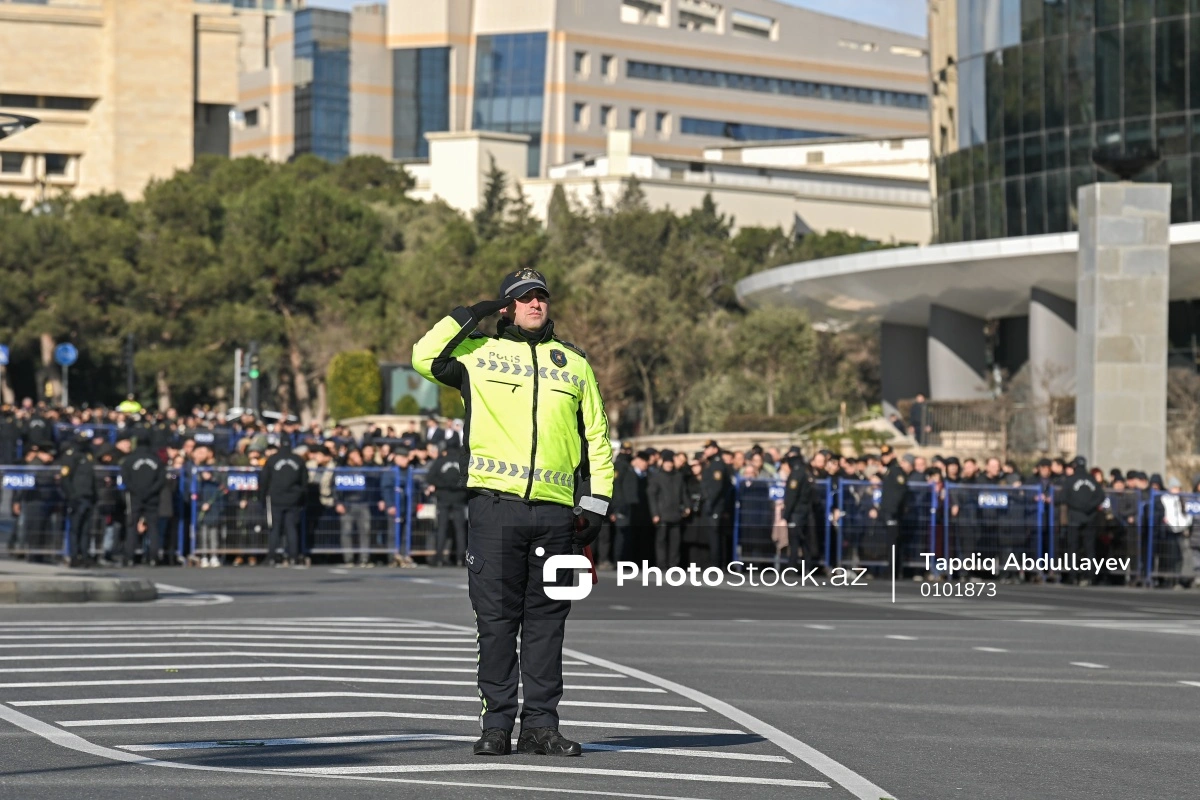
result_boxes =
[524,343,540,500]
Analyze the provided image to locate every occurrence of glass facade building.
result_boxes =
[393,47,451,160]
[935,0,1200,243]
[294,9,350,161]
[472,32,548,177]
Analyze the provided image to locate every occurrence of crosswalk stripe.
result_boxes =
[0,634,476,644]
[266,763,826,788]
[59,712,743,735]
[0,663,623,677]
[0,651,478,662]
[0,641,477,651]
[15,692,703,713]
[0,626,465,636]
[118,735,791,763]
[0,676,645,691]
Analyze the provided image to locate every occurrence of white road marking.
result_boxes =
[1069,662,1109,669]
[1179,681,1200,688]
[0,625,463,636]
[0,662,622,677]
[58,712,743,735]
[0,651,479,662]
[0,634,477,644]
[0,704,725,800]
[884,635,917,641]
[16,692,703,713]
[267,763,827,788]
[973,647,1009,653]
[0,641,478,652]
[804,625,835,630]
[118,735,791,763]
[558,647,896,800]
[0,676,646,691]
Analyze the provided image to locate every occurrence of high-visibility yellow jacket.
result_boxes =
[412,307,614,510]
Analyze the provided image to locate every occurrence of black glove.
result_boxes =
[573,510,603,547]
[469,298,510,320]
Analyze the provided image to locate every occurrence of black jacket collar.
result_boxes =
[497,318,555,345]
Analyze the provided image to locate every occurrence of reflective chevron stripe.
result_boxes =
[471,459,572,488]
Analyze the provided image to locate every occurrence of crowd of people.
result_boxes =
[1,398,1196,584]
[0,399,473,568]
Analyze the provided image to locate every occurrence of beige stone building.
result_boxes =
[234,0,929,176]
[0,0,297,204]
[407,129,932,244]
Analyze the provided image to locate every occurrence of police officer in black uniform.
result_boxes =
[781,455,815,568]
[120,437,164,566]
[878,445,907,552]
[1064,455,1105,584]
[699,440,730,567]
[426,442,468,567]
[63,432,97,567]
[260,440,308,566]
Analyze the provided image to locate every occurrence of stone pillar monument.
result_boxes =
[1075,183,1169,475]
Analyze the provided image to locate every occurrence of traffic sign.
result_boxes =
[0,345,8,366]
[54,343,77,367]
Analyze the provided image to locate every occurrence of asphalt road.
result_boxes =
[0,563,1198,800]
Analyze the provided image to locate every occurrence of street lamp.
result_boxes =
[0,113,39,141]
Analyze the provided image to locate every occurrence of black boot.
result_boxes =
[516,726,582,756]
[472,728,512,756]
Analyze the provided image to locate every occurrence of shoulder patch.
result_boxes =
[712,470,722,481]
[897,475,905,485]
[554,338,587,359]
[788,480,798,489]
[468,331,490,340]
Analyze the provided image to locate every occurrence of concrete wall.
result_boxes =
[928,304,990,400]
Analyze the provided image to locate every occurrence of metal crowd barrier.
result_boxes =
[943,483,1043,576]
[407,469,437,557]
[731,478,831,565]
[835,479,940,570]
[187,466,413,561]
[1146,490,1200,585]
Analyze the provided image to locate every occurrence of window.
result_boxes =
[806,151,824,164]
[473,32,549,176]
[600,105,613,129]
[574,51,588,76]
[42,96,91,111]
[655,111,668,133]
[573,102,587,126]
[679,116,837,141]
[624,59,928,110]
[0,152,24,174]
[293,9,350,161]
[0,94,37,108]
[244,108,260,127]
[629,108,643,132]
[393,46,451,160]
[730,9,774,39]
[43,154,69,177]
[601,54,615,80]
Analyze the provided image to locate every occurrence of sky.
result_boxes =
[305,0,929,38]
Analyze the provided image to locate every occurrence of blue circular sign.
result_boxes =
[54,343,78,367]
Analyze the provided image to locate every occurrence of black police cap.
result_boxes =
[500,268,551,300]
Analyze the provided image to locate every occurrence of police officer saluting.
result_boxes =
[413,267,614,758]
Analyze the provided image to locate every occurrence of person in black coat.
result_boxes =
[120,439,164,565]
[609,451,645,565]
[699,441,731,567]
[1064,456,1105,583]
[63,433,96,567]
[425,442,468,567]
[647,449,689,568]
[259,441,307,566]
[878,445,908,553]
[781,456,815,568]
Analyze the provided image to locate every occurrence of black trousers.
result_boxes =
[269,502,302,561]
[466,494,574,732]
[434,503,467,565]
[611,515,633,564]
[705,513,726,567]
[786,518,818,568]
[126,497,158,562]
[69,500,94,560]
[655,521,682,568]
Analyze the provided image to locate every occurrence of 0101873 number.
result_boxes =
[920,581,997,598]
